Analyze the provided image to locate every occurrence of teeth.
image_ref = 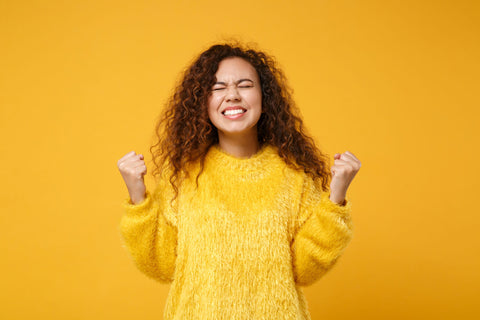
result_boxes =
[223,109,245,116]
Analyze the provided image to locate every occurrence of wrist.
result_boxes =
[329,194,346,206]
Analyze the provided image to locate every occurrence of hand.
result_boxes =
[117,151,147,204]
[329,151,361,205]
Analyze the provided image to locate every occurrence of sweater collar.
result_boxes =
[206,143,280,177]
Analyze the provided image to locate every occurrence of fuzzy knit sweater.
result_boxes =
[119,144,353,320]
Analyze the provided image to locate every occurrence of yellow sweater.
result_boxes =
[119,144,353,320]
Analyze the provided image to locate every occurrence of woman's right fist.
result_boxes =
[117,151,147,205]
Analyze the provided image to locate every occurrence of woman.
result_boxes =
[117,42,361,319]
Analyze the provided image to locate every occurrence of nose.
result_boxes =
[225,85,241,102]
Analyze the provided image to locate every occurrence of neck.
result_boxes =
[217,131,260,158]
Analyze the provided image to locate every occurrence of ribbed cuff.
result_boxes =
[122,191,153,214]
[320,192,352,220]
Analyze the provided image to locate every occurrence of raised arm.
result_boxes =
[117,151,177,283]
[291,176,353,287]
[119,188,177,283]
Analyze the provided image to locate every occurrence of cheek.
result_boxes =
[208,95,223,110]
[207,97,220,119]
[247,91,262,109]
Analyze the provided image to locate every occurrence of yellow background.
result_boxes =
[1,0,479,319]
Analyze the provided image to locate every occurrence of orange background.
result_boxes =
[1,0,479,319]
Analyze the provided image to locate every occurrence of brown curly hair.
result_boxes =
[150,41,332,201]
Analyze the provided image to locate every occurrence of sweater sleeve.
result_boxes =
[291,176,353,287]
[119,176,177,284]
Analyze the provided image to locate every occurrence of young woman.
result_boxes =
[117,42,361,319]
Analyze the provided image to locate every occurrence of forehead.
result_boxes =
[215,57,259,80]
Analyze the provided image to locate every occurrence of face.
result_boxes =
[207,57,262,140]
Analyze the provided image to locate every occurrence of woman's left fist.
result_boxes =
[329,151,361,204]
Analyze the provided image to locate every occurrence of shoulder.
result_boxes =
[263,145,317,193]
[265,145,310,179]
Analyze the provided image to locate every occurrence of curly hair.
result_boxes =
[150,41,332,202]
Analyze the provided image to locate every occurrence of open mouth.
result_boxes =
[222,108,246,116]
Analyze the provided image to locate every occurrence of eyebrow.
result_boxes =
[213,79,254,85]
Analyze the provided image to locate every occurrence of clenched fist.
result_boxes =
[329,151,361,205]
[117,151,147,205]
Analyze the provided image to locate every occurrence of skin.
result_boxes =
[117,57,362,205]
[329,151,361,205]
[117,151,147,204]
[207,57,263,158]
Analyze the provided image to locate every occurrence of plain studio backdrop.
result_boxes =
[1,0,479,319]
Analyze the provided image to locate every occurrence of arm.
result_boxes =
[291,176,353,287]
[119,178,177,284]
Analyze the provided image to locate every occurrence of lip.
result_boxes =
[221,106,246,114]
[221,106,247,119]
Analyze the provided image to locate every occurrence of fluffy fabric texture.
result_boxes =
[119,144,353,320]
